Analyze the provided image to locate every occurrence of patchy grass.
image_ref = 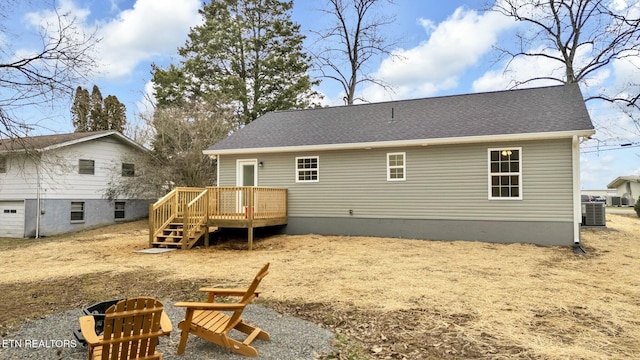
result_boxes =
[0,215,638,359]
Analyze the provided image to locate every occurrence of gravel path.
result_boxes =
[0,302,335,360]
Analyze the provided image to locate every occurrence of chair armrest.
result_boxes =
[174,301,246,311]
[199,288,260,297]
[79,316,100,345]
[160,311,172,334]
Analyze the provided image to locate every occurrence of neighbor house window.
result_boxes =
[115,201,125,219]
[79,159,95,175]
[71,202,85,222]
[387,152,406,181]
[0,157,6,173]
[296,156,319,182]
[122,163,135,177]
[488,148,522,199]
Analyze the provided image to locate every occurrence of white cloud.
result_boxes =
[610,56,640,100]
[23,0,202,79]
[24,0,91,26]
[358,7,515,102]
[96,0,202,79]
[580,153,615,189]
[21,0,92,62]
[135,80,156,115]
[472,43,615,93]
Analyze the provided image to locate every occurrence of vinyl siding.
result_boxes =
[0,154,39,200]
[38,137,139,199]
[219,138,574,223]
[0,137,140,201]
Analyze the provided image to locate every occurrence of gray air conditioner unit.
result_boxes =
[582,202,606,226]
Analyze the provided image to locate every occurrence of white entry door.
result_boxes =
[236,160,258,213]
[236,159,258,187]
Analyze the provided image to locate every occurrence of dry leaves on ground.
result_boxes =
[0,213,638,359]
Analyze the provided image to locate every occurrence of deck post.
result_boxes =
[182,205,188,250]
[148,203,154,247]
[204,190,210,248]
[248,187,255,250]
[150,186,287,250]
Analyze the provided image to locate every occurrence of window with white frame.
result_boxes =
[488,148,522,199]
[0,156,6,173]
[296,156,319,182]
[387,152,406,181]
[70,202,85,222]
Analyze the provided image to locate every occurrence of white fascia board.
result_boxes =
[203,129,596,156]
[42,131,149,153]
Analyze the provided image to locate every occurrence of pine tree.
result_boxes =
[71,85,127,132]
[103,95,126,132]
[71,86,91,132]
[153,0,318,125]
[90,85,105,130]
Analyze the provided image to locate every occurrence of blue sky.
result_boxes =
[3,0,639,189]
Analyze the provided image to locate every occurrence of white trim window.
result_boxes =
[0,156,6,173]
[387,152,406,181]
[488,148,522,200]
[296,156,319,182]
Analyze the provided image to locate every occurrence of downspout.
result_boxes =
[35,156,41,239]
[572,135,581,245]
[216,155,220,186]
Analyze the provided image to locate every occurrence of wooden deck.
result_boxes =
[149,187,287,250]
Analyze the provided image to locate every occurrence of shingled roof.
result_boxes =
[0,130,147,153]
[206,84,594,154]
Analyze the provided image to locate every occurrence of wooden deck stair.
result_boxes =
[149,186,288,250]
[151,222,208,249]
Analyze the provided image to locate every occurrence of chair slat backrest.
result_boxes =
[225,263,270,332]
[101,297,163,360]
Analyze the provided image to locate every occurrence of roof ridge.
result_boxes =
[269,84,573,115]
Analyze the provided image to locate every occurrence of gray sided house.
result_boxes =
[0,131,150,238]
[204,85,595,246]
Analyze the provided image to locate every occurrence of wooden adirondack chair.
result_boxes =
[175,263,270,357]
[79,297,172,360]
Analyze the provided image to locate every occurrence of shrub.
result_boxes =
[635,196,640,217]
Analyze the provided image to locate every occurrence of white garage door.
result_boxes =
[0,201,25,238]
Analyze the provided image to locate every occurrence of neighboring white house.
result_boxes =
[0,131,150,238]
[607,176,640,206]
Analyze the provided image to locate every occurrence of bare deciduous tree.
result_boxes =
[0,1,98,140]
[104,101,234,200]
[493,0,639,111]
[312,0,399,104]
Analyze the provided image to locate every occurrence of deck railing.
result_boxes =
[176,187,207,217]
[149,186,287,247]
[149,188,178,243]
[183,189,209,248]
[205,186,288,220]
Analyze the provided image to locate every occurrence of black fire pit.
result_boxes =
[73,299,123,345]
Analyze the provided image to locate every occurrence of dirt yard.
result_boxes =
[0,214,638,359]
